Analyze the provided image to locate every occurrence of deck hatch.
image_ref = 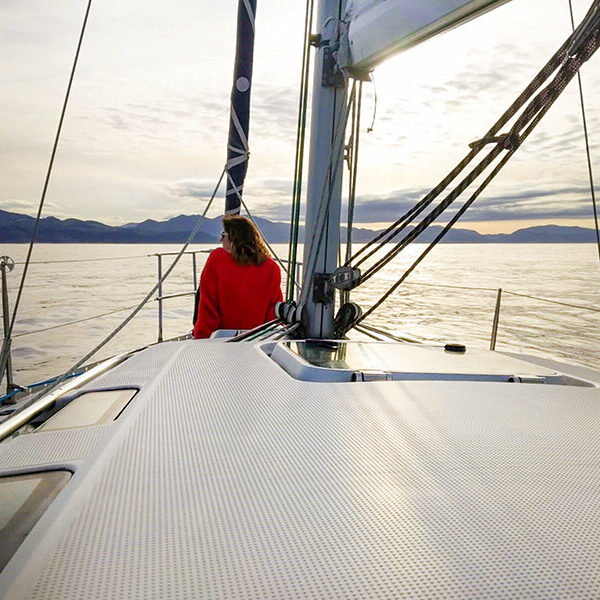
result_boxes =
[271,340,594,386]
[0,471,71,572]
[37,389,137,432]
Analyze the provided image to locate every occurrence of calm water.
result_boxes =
[1,243,599,387]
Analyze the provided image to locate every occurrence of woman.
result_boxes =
[193,215,283,339]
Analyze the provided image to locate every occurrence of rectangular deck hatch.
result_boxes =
[37,389,137,432]
[271,341,593,386]
[0,471,71,572]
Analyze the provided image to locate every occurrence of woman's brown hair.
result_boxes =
[222,215,271,266]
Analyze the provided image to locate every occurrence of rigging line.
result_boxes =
[568,0,600,267]
[348,31,578,268]
[404,281,497,292]
[342,81,363,306]
[345,80,362,265]
[358,21,600,284]
[366,72,377,133]
[14,255,149,265]
[503,290,600,313]
[270,323,300,341]
[12,303,146,339]
[340,85,357,304]
[359,143,505,284]
[356,86,582,325]
[226,318,281,342]
[19,167,226,405]
[287,0,314,300]
[355,322,421,343]
[299,82,357,305]
[0,0,93,381]
[252,321,298,342]
[353,324,383,341]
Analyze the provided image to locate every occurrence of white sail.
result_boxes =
[345,0,511,73]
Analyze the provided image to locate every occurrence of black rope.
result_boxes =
[354,5,600,324]
[342,80,363,305]
[0,0,93,383]
[353,3,600,285]
[287,0,314,300]
[15,167,226,407]
[347,27,579,270]
[567,0,600,268]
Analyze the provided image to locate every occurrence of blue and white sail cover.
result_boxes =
[225,0,257,215]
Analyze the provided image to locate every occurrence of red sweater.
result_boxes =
[193,248,283,339]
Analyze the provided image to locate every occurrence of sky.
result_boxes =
[1,0,599,234]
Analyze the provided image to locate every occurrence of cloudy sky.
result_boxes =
[1,0,599,233]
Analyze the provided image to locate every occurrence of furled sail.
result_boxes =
[225,0,257,215]
[344,0,511,73]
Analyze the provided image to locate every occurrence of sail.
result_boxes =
[344,0,511,73]
[225,0,257,215]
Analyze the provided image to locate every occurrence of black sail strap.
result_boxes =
[225,0,257,215]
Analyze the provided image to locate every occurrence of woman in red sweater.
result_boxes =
[193,215,283,339]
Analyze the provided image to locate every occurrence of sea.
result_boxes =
[1,243,599,388]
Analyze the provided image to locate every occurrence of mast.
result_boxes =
[302,0,348,338]
[225,0,257,215]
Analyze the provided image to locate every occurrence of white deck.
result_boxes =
[0,339,599,598]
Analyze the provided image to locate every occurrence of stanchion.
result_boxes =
[1,256,16,398]
[490,288,502,351]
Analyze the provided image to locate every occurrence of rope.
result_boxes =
[347,25,581,270]
[354,7,600,324]
[503,290,600,313]
[355,322,421,343]
[14,255,149,265]
[287,0,314,300]
[226,319,281,342]
[357,104,567,322]
[403,281,497,292]
[342,81,363,308]
[567,0,600,268]
[16,167,226,406]
[12,302,145,338]
[361,280,600,313]
[0,0,93,382]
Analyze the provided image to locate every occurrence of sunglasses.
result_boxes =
[220,231,229,240]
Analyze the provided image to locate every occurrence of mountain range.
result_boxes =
[0,209,597,244]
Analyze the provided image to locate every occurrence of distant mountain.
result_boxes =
[0,209,213,243]
[0,209,597,244]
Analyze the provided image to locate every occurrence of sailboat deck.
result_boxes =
[1,339,599,598]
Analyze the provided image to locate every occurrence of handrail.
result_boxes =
[14,255,150,265]
[362,280,599,352]
[157,292,195,301]
[0,352,131,441]
[153,251,204,342]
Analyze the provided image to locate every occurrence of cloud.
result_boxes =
[165,179,222,200]
[1,198,62,215]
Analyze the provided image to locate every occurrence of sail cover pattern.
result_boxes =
[225,0,257,215]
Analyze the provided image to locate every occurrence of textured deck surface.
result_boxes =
[1,339,599,599]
